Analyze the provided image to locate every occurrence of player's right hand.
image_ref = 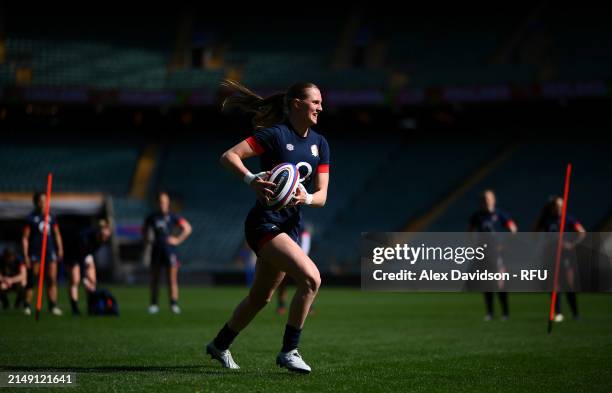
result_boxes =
[24,257,31,269]
[250,172,275,204]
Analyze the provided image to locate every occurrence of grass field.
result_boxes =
[1,286,611,392]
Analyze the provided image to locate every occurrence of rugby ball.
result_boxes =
[267,163,300,211]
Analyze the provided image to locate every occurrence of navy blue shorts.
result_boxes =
[245,220,302,256]
[66,254,96,271]
[29,250,58,264]
[151,247,180,268]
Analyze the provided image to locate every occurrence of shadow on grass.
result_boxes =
[0,365,298,377]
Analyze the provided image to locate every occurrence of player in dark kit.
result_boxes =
[468,190,517,321]
[206,80,329,374]
[0,247,27,312]
[22,192,64,316]
[534,196,586,322]
[143,192,192,315]
[68,219,112,315]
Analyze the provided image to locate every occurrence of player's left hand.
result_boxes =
[290,184,307,206]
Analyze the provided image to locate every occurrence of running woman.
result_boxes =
[22,191,64,316]
[206,80,329,374]
[68,219,112,315]
[143,191,192,315]
[468,189,517,321]
[534,196,586,321]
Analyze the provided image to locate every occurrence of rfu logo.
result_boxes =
[286,144,294,151]
[37,221,51,234]
[310,145,318,157]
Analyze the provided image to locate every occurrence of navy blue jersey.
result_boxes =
[24,210,58,255]
[538,214,582,233]
[245,122,330,225]
[144,212,186,251]
[77,228,104,261]
[469,209,514,232]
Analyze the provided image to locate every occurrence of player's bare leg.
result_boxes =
[168,265,180,314]
[148,264,160,314]
[83,260,97,293]
[207,256,285,369]
[25,263,38,315]
[228,258,285,331]
[25,286,33,310]
[69,264,81,315]
[47,262,62,315]
[260,234,320,329]
[259,233,320,373]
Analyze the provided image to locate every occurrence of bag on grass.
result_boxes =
[87,288,119,316]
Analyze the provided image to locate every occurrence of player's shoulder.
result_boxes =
[256,123,285,136]
[26,210,41,223]
[308,128,327,143]
[308,129,330,161]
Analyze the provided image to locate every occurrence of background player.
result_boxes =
[206,80,329,374]
[0,246,27,312]
[143,191,192,315]
[22,191,64,316]
[468,189,518,321]
[534,196,586,321]
[68,218,112,315]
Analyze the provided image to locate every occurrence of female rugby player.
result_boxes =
[68,219,112,315]
[22,191,64,316]
[144,192,192,315]
[468,189,517,321]
[206,80,329,374]
[534,196,586,321]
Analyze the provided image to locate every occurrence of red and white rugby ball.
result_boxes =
[267,163,300,211]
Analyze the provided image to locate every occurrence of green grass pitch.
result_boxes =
[1,287,611,392]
